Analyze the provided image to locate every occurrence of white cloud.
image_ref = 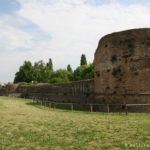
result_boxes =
[1,0,150,83]
[17,0,150,62]
[0,15,32,52]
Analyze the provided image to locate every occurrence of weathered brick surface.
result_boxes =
[16,80,94,104]
[94,28,150,106]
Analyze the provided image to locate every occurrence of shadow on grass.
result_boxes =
[25,102,51,110]
[25,102,99,114]
[25,102,129,116]
[25,101,77,113]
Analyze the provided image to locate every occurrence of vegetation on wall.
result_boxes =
[14,54,94,84]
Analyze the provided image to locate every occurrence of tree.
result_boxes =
[49,69,70,83]
[73,66,83,81]
[14,61,33,83]
[47,58,53,70]
[67,64,73,81]
[14,60,53,84]
[82,63,94,79]
[33,60,52,83]
[73,63,94,81]
[67,64,72,73]
[14,53,93,84]
[80,54,87,66]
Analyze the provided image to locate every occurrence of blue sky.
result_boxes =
[0,0,150,83]
[0,0,20,14]
[0,0,150,14]
[121,0,150,5]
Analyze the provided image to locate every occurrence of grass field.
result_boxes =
[0,96,150,150]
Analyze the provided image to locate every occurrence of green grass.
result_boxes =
[0,96,150,150]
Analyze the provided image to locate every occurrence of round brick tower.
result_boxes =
[94,28,150,105]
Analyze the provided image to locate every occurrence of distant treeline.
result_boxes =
[14,54,94,84]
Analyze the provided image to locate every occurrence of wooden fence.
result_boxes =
[31,97,150,113]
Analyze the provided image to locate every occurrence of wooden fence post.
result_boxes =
[107,104,110,113]
[49,103,51,108]
[71,104,74,111]
[125,104,128,115]
[53,103,55,110]
[90,104,93,112]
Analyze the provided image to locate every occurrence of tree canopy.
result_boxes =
[80,54,87,66]
[14,61,33,83]
[46,58,53,70]
[14,54,94,84]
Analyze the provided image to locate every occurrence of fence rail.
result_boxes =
[31,97,150,114]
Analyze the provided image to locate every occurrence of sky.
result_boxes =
[0,0,150,83]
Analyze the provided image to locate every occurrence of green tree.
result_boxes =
[67,64,72,73]
[80,54,87,66]
[14,53,93,84]
[14,61,33,83]
[33,60,52,83]
[73,66,84,81]
[47,58,53,70]
[82,63,94,79]
[67,64,73,81]
[49,69,70,83]
[73,63,94,81]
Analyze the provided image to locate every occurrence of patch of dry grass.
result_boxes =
[0,96,150,150]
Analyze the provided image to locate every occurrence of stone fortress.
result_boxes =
[94,28,150,105]
[1,28,150,112]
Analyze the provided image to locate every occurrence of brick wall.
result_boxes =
[16,79,94,104]
[94,28,150,106]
